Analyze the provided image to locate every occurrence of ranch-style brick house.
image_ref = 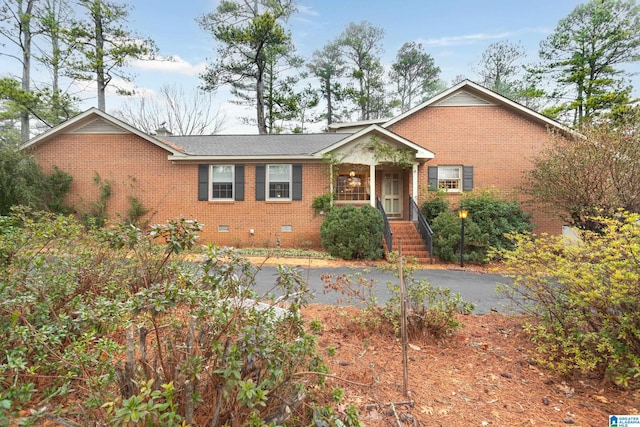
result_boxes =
[23,80,565,254]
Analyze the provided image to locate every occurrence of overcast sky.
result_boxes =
[6,0,634,133]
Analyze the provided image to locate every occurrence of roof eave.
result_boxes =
[168,154,321,161]
[21,107,185,156]
[317,124,435,159]
[382,79,573,134]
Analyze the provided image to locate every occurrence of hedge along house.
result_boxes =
[23,80,566,251]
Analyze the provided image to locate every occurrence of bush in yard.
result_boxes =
[420,193,450,223]
[320,204,384,260]
[0,208,348,426]
[431,211,487,264]
[460,189,532,252]
[496,212,640,387]
[323,256,475,340]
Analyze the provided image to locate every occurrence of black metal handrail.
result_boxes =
[376,197,393,252]
[409,197,434,264]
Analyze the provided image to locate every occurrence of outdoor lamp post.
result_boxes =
[458,209,468,268]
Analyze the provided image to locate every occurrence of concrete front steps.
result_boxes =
[387,220,432,263]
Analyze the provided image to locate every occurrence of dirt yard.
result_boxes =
[301,304,638,426]
[251,256,639,426]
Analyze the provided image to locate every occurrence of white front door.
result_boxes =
[382,171,402,218]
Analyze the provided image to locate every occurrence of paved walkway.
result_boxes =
[251,262,516,315]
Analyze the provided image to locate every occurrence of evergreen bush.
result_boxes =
[420,194,449,223]
[460,189,532,251]
[431,211,487,263]
[320,205,384,260]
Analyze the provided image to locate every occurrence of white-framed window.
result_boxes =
[335,170,369,201]
[267,164,291,200]
[437,166,462,191]
[211,165,234,200]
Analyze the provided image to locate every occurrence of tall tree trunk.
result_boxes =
[326,77,333,126]
[20,0,35,142]
[256,68,267,134]
[94,4,106,111]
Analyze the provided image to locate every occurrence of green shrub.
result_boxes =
[429,190,532,264]
[320,205,383,260]
[497,212,640,387]
[311,193,333,216]
[0,208,335,425]
[420,194,449,223]
[0,145,72,215]
[431,211,487,263]
[460,189,532,252]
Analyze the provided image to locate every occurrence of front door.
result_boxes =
[382,171,402,218]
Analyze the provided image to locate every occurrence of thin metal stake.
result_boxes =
[398,239,409,398]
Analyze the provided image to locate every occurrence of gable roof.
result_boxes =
[317,124,434,159]
[382,79,572,132]
[21,107,185,155]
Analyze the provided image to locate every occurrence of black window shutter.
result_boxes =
[198,164,209,201]
[428,166,438,191]
[463,166,474,191]
[255,164,265,201]
[235,164,244,201]
[292,164,302,200]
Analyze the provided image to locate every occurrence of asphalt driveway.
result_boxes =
[253,266,515,314]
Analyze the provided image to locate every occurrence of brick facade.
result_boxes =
[388,104,563,234]
[26,81,566,249]
[30,131,332,249]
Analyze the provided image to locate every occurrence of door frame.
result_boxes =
[381,169,403,218]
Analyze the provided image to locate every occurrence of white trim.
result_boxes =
[328,118,389,131]
[21,107,184,156]
[316,124,434,159]
[210,164,235,201]
[369,164,376,207]
[412,164,418,204]
[437,165,463,193]
[169,154,317,161]
[266,164,292,201]
[382,79,573,134]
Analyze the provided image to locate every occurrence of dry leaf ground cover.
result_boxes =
[249,256,639,427]
[301,304,638,427]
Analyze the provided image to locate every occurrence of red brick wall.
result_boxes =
[390,105,563,235]
[30,132,331,249]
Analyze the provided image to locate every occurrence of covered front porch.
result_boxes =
[320,124,434,221]
[332,163,419,220]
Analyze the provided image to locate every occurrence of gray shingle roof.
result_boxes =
[161,133,351,156]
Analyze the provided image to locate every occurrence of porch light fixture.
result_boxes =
[458,209,468,268]
[349,170,356,177]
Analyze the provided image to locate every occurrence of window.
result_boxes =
[438,166,462,191]
[255,164,301,201]
[428,165,473,192]
[267,164,291,200]
[211,165,234,200]
[198,164,244,201]
[335,170,369,201]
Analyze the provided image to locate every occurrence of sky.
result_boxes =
[2,0,622,133]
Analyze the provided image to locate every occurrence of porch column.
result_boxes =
[412,163,419,204]
[369,164,375,207]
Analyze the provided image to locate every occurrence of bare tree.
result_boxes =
[114,84,226,135]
